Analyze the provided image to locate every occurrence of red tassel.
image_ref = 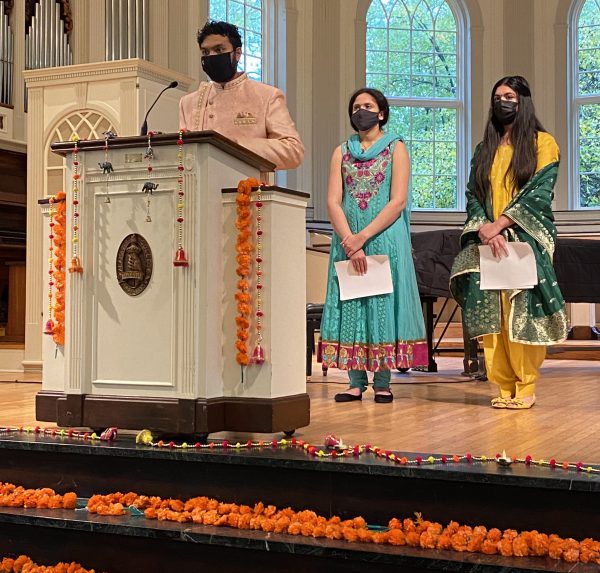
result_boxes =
[252,344,265,365]
[173,248,189,267]
[44,320,55,335]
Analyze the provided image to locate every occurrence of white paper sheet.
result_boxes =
[334,255,394,301]
[479,242,538,290]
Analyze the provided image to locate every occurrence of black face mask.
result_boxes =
[493,100,518,125]
[201,51,238,83]
[351,108,381,132]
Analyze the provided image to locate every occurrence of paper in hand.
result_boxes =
[334,255,394,301]
[479,242,538,290]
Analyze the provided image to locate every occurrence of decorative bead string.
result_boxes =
[173,129,189,267]
[68,139,82,273]
[144,132,154,222]
[252,185,265,364]
[102,132,112,204]
[44,197,56,335]
[0,426,597,474]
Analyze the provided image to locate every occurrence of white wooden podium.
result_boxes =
[37,132,310,436]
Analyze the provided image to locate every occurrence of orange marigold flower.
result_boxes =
[342,527,359,542]
[512,535,530,557]
[420,531,439,549]
[62,492,77,510]
[288,522,302,535]
[481,539,499,554]
[388,529,407,546]
[498,538,514,557]
[450,531,469,552]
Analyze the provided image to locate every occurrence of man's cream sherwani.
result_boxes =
[179,73,304,170]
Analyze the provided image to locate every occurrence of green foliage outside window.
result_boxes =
[577,0,600,207]
[367,0,460,209]
[209,0,263,81]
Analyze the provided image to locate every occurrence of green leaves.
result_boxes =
[366,0,460,209]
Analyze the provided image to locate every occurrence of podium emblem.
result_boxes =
[116,234,153,296]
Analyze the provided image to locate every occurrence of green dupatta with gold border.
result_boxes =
[450,150,567,345]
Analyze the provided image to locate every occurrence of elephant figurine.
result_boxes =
[142,181,159,194]
[98,161,114,174]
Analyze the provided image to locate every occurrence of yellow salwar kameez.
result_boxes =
[482,132,560,400]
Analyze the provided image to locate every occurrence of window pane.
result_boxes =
[577,2,600,208]
[367,0,461,209]
[579,103,600,207]
[387,106,458,209]
[208,0,263,81]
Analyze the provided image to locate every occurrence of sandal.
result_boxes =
[334,390,362,403]
[491,397,510,409]
[374,389,393,404]
[506,395,536,410]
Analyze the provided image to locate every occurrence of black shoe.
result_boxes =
[374,390,393,403]
[334,391,362,403]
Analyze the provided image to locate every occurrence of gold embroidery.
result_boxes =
[193,82,210,131]
[233,111,257,126]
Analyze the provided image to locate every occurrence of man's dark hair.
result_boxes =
[348,88,390,131]
[197,20,242,49]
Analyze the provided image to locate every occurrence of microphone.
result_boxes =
[140,81,179,136]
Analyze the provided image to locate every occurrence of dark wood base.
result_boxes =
[36,391,310,435]
[567,325,600,340]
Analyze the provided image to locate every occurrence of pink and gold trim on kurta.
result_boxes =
[320,340,428,372]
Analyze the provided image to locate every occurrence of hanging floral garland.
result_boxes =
[235,177,260,365]
[44,192,66,345]
[173,129,189,267]
[68,138,83,274]
[52,193,66,345]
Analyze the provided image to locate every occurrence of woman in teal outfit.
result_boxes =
[320,88,427,403]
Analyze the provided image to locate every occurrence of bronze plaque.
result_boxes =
[116,234,153,296]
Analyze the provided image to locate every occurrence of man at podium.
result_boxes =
[179,20,304,170]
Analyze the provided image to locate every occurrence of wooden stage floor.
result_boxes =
[1,356,598,462]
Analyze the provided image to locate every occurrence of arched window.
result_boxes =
[209,0,264,82]
[366,0,468,210]
[571,0,600,209]
[46,111,116,197]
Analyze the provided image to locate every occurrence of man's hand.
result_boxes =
[350,249,367,275]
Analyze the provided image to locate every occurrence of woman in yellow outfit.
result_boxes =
[451,76,567,410]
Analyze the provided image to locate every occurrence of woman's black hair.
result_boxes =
[473,75,546,204]
[348,88,389,131]
[197,20,242,50]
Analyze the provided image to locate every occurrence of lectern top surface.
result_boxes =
[50,130,276,173]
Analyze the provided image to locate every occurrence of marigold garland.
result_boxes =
[84,490,600,564]
[0,482,77,510]
[235,177,260,365]
[51,193,66,346]
[0,555,97,573]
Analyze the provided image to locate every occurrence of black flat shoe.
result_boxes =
[374,390,393,403]
[334,392,362,403]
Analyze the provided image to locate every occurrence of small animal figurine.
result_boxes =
[98,161,114,174]
[141,181,159,194]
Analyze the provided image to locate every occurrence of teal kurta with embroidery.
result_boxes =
[320,134,427,372]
